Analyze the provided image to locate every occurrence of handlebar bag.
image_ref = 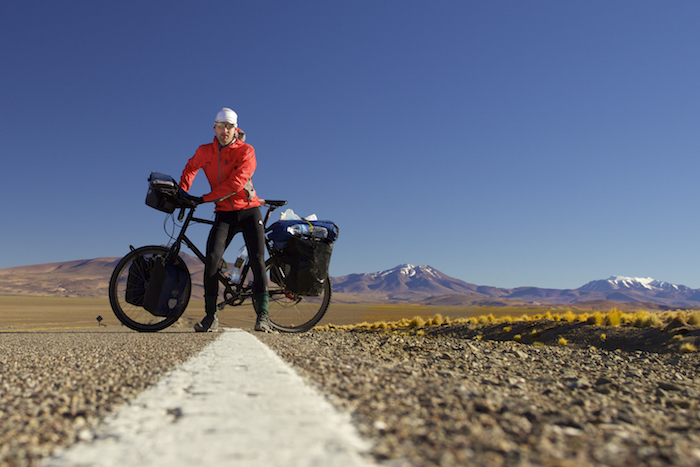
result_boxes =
[278,236,333,296]
[142,259,190,317]
[145,172,179,213]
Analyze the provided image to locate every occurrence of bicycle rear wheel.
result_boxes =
[266,262,332,333]
[109,246,191,332]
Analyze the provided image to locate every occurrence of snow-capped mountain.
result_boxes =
[373,264,445,280]
[578,276,692,292]
[333,263,479,300]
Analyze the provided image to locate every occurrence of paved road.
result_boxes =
[43,329,375,467]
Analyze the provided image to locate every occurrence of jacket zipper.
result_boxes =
[218,145,236,211]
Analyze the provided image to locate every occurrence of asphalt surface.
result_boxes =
[42,329,375,467]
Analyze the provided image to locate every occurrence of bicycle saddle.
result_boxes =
[265,200,288,207]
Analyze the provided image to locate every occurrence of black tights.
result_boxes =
[204,207,268,297]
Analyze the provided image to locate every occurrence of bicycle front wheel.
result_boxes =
[266,264,332,333]
[109,246,191,332]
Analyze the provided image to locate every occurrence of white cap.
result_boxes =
[214,107,238,126]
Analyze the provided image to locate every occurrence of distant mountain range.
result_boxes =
[1,258,698,310]
[332,265,700,309]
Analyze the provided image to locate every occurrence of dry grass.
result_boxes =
[318,309,700,332]
[315,308,700,354]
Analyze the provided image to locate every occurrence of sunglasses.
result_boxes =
[215,122,236,130]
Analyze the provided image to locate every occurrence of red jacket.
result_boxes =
[179,133,262,212]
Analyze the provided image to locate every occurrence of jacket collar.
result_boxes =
[213,136,242,151]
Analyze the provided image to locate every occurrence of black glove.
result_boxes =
[188,196,204,207]
[178,188,204,207]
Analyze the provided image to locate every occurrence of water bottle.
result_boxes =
[287,223,311,236]
[287,223,328,238]
[229,246,249,283]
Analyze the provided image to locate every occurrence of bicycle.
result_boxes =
[108,176,334,333]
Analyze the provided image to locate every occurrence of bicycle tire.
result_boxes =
[109,245,191,332]
[266,261,332,333]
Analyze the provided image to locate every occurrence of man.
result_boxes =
[179,107,271,332]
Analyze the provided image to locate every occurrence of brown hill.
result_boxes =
[0,258,120,298]
[0,255,204,299]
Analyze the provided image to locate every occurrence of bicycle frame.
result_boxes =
[162,202,289,310]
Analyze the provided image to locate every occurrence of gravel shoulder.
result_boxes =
[0,329,218,467]
[257,320,700,467]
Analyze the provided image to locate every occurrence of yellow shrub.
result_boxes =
[430,314,444,326]
[587,312,604,326]
[605,308,623,327]
[631,311,662,328]
[632,311,648,328]
[503,326,512,333]
[667,311,688,326]
[408,316,426,328]
[687,311,700,326]
[513,334,522,342]
[563,311,576,322]
[600,333,606,341]
[680,342,697,353]
[395,318,409,327]
[558,337,568,346]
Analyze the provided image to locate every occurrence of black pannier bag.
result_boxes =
[126,255,190,317]
[145,172,180,213]
[125,255,153,306]
[278,236,334,296]
[141,259,190,317]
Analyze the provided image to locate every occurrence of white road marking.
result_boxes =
[44,328,375,467]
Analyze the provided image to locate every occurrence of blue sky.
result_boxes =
[2,1,700,290]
